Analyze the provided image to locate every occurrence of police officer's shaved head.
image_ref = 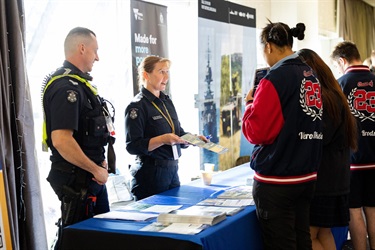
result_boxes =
[64,27,96,57]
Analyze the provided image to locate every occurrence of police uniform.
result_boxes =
[242,54,323,250]
[43,61,110,225]
[125,87,187,200]
[338,65,375,208]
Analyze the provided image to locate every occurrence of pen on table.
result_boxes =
[205,135,212,140]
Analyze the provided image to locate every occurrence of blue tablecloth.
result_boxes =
[61,164,263,250]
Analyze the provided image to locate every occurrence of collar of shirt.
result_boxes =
[344,65,371,74]
[270,53,299,70]
[141,86,168,102]
[63,60,93,81]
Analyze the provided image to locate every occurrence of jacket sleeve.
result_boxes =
[125,103,151,155]
[242,79,284,145]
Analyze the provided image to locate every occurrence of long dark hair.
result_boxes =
[298,48,358,151]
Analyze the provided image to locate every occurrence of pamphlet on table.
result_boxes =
[94,211,158,221]
[182,205,244,216]
[140,222,209,235]
[113,202,182,213]
[197,198,254,207]
[216,185,253,199]
[157,208,226,226]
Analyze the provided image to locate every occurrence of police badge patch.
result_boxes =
[130,108,138,119]
[67,90,77,103]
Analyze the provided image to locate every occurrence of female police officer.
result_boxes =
[125,56,207,201]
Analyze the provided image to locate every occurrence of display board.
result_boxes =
[130,0,169,96]
[197,0,256,170]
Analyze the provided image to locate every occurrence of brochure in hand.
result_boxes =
[181,133,228,154]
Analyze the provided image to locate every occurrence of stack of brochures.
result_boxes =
[94,203,183,222]
[140,222,209,235]
[216,185,253,199]
[157,208,226,226]
[196,198,254,208]
[95,185,255,235]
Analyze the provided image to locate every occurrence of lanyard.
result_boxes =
[151,101,175,134]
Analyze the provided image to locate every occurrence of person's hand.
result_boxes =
[162,133,188,145]
[198,135,209,143]
[92,166,108,185]
[101,160,108,170]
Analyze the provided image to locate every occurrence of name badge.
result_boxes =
[172,145,179,160]
[152,115,163,120]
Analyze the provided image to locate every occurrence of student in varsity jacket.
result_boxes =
[297,48,358,250]
[331,41,375,250]
[242,20,323,250]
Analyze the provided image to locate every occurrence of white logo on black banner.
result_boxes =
[160,12,164,24]
[133,8,143,20]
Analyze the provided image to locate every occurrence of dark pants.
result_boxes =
[47,164,109,223]
[253,180,315,250]
[47,163,109,250]
[130,159,180,201]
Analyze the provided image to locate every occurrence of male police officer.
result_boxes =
[42,27,115,249]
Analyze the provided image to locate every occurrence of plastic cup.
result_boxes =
[204,163,215,172]
[201,171,213,185]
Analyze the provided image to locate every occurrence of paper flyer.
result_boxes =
[181,133,228,154]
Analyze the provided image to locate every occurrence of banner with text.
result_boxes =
[197,0,256,170]
[130,0,169,96]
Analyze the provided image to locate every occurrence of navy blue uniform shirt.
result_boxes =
[43,61,106,164]
[125,87,187,160]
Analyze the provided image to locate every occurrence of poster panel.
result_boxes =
[130,0,169,96]
[198,0,256,170]
[0,163,11,249]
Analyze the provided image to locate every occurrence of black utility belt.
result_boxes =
[51,161,77,173]
[140,157,178,167]
[51,161,100,174]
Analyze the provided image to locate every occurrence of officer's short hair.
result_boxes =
[64,27,96,55]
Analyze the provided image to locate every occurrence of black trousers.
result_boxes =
[253,180,315,250]
[47,163,109,222]
[130,158,180,201]
[47,162,110,250]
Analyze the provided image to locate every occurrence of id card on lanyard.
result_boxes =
[151,101,179,160]
[172,145,178,160]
